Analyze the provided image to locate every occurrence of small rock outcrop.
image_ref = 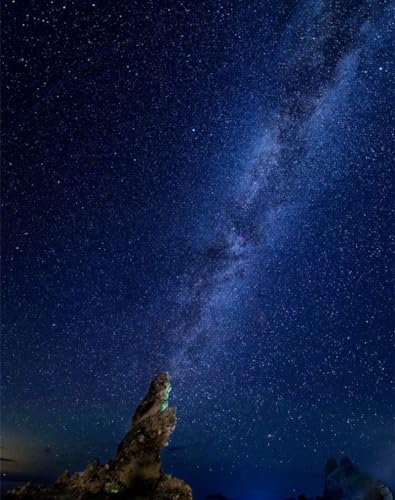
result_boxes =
[5,372,192,499]
[289,457,393,500]
[323,456,392,500]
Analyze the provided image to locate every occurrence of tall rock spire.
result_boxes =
[5,372,192,499]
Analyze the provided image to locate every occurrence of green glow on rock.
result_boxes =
[159,382,171,412]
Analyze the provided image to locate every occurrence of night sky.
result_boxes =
[1,1,394,499]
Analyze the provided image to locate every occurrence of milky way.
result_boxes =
[159,1,394,383]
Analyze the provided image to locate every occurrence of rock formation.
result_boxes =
[288,456,393,500]
[323,456,392,500]
[5,372,192,500]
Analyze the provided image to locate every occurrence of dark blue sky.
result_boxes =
[2,1,394,499]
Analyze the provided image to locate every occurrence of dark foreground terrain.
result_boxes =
[4,373,392,500]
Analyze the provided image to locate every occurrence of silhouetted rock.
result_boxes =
[290,456,393,500]
[5,372,192,500]
[324,456,392,500]
[205,493,230,500]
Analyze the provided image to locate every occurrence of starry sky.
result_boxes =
[1,1,394,499]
